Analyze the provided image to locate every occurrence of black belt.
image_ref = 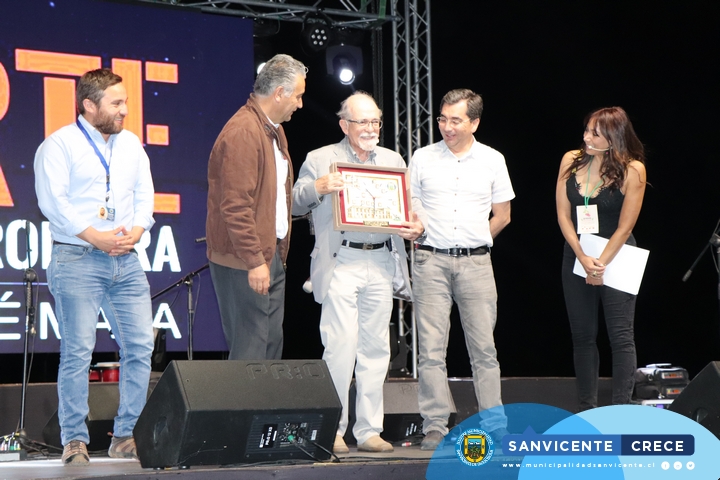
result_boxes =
[341,239,391,251]
[52,240,136,254]
[416,244,489,256]
[52,240,83,247]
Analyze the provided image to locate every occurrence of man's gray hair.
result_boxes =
[254,54,307,97]
[336,91,382,119]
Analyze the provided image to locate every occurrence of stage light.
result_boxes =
[338,65,355,84]
[303,22,334,53]
[326,45,363,85]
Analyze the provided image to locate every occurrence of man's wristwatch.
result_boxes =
[415,229,427,244]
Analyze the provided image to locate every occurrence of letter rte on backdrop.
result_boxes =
[0,0,255,354]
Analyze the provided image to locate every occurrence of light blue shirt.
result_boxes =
[34,115,155,246]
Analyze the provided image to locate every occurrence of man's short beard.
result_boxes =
[93,110,123,135]
[358,135,379,152]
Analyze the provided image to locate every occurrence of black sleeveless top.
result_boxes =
[566,175,635,245]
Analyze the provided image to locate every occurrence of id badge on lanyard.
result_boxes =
[576,204,599,234]
[77,119,115,221]
[577,159,602,235]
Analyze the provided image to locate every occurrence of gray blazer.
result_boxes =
[292,140,412,304]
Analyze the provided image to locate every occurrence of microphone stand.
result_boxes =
[151,264,209,361]
[682,220,720,341]
[18,268,37,439]
[6,222,37,460]
[682,223,720,288]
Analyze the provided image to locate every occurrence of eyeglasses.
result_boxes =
[346,119,383,129]
[436,116,470,127]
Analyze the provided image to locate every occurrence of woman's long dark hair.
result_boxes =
[563,107,645,191]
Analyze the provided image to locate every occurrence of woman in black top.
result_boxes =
[555,107,646,411]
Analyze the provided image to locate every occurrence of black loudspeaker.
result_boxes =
[42,382,119,451]
[382,380,422,442]
[669,361,720,439]
[343,379,457,444]
[382,380,457,442]
[133,360,341,468]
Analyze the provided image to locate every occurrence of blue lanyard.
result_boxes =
[76,119,111,203]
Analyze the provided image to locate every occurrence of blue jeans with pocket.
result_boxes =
[48,244,154,446]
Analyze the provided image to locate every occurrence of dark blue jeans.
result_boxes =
[562,244,637,411]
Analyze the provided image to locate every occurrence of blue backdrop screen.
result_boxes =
[0,0,254,353]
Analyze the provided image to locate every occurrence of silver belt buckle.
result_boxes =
[362,243,372,250]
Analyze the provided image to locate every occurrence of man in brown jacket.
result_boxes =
[206,54,307,359]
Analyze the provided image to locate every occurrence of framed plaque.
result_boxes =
[330,162,411,233]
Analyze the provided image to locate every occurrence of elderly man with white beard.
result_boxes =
[293,92,424,454]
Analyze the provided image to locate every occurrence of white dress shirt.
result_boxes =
[410,139,514,248]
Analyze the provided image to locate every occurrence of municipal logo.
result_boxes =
[455,428,494,467]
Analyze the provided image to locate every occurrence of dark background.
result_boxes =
[2,0,720,384]
[281,0,720,380]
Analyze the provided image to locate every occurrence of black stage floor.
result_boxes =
[0,447,435,480]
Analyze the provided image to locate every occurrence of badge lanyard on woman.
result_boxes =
[76,119,115,221]
[576,158,602,234]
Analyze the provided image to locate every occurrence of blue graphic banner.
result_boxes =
[503,433,694,456]
[426,404,720,479]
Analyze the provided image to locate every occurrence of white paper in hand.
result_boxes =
[572,234,649,295]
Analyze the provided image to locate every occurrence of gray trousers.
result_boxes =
[413,250,507,435]
[209,250,285,360]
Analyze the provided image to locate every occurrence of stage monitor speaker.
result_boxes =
[133,360,341,468]
[42,382,119,452]
[343,379,457,444]
[669,361,720,440]
[382,379,457,442]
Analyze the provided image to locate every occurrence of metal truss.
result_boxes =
[391,0,433,161]
[391,0,433,378]
[136,0,432,377]
[135,0,398,30]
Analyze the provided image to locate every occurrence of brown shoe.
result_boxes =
[62,440,89,465]
[108,435,138,460]
[357,435,393,452]
[333,435,350,454]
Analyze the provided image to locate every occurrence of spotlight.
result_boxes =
[303,22,334,53]
[326,45,363,85]
[338,66,355,85]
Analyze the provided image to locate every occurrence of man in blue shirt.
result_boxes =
[34,68,155,465]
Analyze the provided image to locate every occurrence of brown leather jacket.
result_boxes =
[206,95,292,270]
